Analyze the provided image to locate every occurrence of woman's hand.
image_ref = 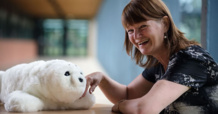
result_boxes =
[81,72,104,98]
[112,99,126,113]
[112,102,119,113]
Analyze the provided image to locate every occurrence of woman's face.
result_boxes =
[126,19,167,56]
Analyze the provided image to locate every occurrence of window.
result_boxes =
[43,19,88,57]
[66,20,88,57]
[0,9,34,39]
[179,0,202,43]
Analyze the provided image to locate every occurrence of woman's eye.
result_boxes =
[127,29,134,33]
[65,71,70,76]
[140,25,147,29]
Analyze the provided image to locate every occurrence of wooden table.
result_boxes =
[0,103,117,114]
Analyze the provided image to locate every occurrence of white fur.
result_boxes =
[0,60,95,112]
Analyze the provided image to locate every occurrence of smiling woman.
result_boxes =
[83,0,218,114]
[125,18,167,58]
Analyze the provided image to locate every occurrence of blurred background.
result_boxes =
[0,0,217,85]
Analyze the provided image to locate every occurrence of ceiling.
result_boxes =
[1,0,102,19]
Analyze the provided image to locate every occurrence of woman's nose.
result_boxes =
[134,29,142,39]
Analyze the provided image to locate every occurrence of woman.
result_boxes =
[82,0,218,113]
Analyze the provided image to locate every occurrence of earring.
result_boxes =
[164,33,167,39]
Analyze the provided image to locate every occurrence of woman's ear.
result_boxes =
[162,16,170,33]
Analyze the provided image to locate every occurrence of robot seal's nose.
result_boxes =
[78,77,83,83]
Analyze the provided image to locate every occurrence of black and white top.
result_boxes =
[142,45,218,114]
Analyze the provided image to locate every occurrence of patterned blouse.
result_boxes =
[142,45,218,114]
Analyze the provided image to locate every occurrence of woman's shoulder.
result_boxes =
[182,45,209,56]
[171,45,214,63]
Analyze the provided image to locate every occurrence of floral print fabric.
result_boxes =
[142,45,218,114]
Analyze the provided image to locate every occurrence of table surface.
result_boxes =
[0,103,117,114]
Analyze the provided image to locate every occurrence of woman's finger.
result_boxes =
[89,84,97,94]
[80,76,92,98]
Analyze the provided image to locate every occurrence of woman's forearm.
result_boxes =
[99,73,127,104]
[118,98,159,114]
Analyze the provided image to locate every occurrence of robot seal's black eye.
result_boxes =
[65,71,70,76]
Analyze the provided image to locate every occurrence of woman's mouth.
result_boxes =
[138,39,149,45]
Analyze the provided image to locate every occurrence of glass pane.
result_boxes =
[42,19,88,57]
[43,19,64,56]
[66,20,88,57]
[0,9,7,37]
[179,0,202,43]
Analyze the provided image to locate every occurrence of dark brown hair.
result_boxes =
[122,0,199,68]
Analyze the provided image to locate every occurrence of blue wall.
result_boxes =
[206,0,218,62]
[96,0,143,85]
[163,0,180,27]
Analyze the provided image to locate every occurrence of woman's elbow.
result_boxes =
[136,103,161,114]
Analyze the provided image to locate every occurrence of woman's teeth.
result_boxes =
[138,40,149,45]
